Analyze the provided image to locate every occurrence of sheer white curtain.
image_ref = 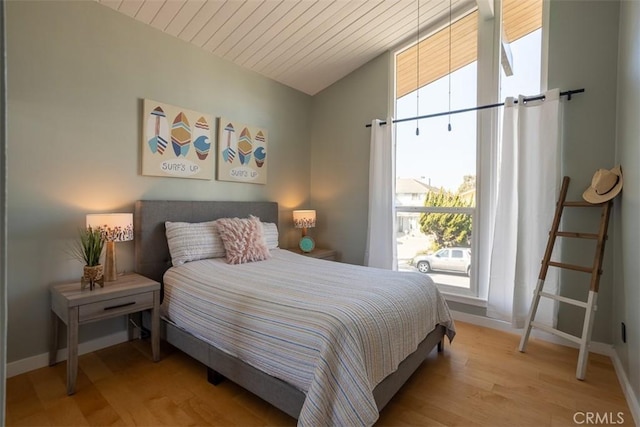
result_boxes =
[487,89,562,328]
[365,119,397,270]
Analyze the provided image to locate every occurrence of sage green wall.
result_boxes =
[547,0,619,345]
[7,0,312,362]
[309,52,390,265]
[613,0,640,408]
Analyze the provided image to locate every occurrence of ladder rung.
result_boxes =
[563,200,604,207]
[547,261,593,273]
[531,321,582,344]
[555,231,599,239]
[539,291,588,308]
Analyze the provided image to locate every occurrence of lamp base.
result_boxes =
[104,241,118,282]
[299,236,315,253]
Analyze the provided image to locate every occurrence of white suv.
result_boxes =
[412,247,471,276]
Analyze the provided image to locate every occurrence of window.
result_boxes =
[394,1,542,297]
[500,0,543,99]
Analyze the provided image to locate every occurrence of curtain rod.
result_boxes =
[365,88,585,128]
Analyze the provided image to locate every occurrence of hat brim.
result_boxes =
[582,165,623,204]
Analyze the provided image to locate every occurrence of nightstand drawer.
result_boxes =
[79,292,153,323]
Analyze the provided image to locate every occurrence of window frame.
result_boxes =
[392,4,480,298]
[391,0,546,299]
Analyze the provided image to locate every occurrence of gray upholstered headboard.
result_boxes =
[134,200,279,284]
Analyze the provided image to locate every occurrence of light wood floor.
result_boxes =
[7,321,633,426]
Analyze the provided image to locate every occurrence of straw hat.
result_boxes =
[582,165,623,204]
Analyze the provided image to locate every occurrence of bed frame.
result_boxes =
[134,200,446,419]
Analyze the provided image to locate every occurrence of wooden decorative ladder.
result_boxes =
[518,176,612,380]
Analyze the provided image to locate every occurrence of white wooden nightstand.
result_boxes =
[49,272,160,395]
[287,247,337,261]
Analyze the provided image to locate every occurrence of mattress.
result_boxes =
[162,249,455,426]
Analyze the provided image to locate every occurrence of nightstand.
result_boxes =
[49,272,160,395]
[287,247,337,261]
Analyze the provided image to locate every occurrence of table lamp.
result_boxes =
[86,213,133,282]
[293,210,316,253]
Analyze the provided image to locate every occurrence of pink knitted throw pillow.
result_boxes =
[214,215,270,264]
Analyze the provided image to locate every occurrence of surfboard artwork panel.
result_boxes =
[142,99,214,180]
[171,112,191,158]
[217,117,267,185]
[254,131,266,168]
[237,128,252,165]
[193,116,210,160]
[222,123,236,164]
[146,106,169,155]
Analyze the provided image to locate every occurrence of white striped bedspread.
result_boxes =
[162,249,456,427]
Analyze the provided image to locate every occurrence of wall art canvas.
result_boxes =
[217,117,267,184]
[142,99,214,180]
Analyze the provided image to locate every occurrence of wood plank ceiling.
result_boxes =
[96,0,474,96]
[396,0,542,98]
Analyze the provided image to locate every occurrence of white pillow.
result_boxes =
[165,221,226,266]
[262,222,279,249]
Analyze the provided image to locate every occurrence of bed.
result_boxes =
[134,200,455,426]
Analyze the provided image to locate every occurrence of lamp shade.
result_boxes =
[86,213,134,242]
[293,210,316,229]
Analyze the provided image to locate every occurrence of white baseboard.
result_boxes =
[450,310,613,356]
[610,349,640,426]
[7,330,129,378]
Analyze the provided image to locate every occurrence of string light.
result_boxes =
[448,0,452,132]
[416,0,420,136]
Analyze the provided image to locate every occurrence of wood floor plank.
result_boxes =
[145,395,199,427]
[72,383,124,426]
[77,352,114,385]
[41,397,90,426]
[92,376,162,426]
[6,321,634,426]
[9,410,52,426]
[177,396,230,426]
[5,375,45,425]
[27,364,67,406]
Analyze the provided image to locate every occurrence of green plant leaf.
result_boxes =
[68,227,105,266]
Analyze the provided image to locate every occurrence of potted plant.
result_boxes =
[70,227,105,290]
